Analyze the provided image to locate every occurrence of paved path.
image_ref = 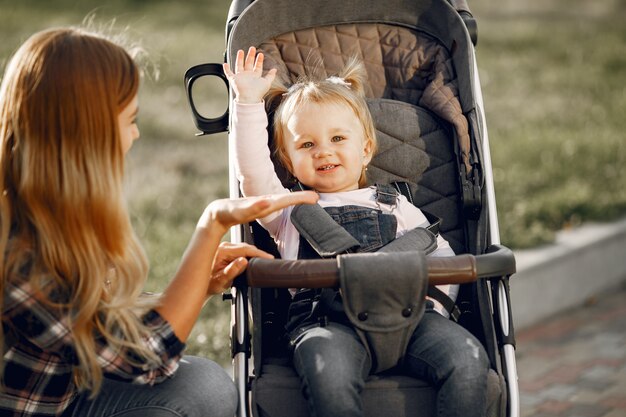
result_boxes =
[516,283,626,417]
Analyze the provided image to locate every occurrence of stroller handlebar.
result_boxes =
[243,244,515,288]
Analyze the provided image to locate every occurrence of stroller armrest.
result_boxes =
[244,244,515,288]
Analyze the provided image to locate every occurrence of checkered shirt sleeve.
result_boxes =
[1,277,185,416]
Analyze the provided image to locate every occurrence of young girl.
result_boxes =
[0,29,317,417]
[224,47,490,417]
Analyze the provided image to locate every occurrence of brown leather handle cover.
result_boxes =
[246,258,339,288]
[245,255,478,288]
[427,254,477,285]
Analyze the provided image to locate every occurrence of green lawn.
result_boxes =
[472,0,626,247]
[1,0,624,365]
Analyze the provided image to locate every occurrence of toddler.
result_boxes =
[224,46,490,417]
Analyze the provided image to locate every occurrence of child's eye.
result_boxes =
[331,136,344,142]
[301,142,313,149]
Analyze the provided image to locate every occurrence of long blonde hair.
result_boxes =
[266,57,378,188]
[0,27,158,394]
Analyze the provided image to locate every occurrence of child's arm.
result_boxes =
[224,48,291,229]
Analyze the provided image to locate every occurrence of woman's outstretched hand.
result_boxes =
[202,191,318,294]
[199,191,319,236]
[223,46,277,104]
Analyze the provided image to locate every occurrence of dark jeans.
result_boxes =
[292,307,489,417]
[66,356,237,417]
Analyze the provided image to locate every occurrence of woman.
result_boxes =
[0,27,317,417]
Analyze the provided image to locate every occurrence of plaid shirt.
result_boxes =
[1,271,185,417]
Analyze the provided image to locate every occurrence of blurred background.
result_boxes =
[1,0,624,366]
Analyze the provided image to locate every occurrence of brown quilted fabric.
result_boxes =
[259,23,471,174]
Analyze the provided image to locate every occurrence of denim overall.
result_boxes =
[286,185,491,417]
[285,184,399,338]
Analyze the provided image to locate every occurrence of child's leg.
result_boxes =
[66,356,237,417]
[403,306,490,417]
[292,322,371,417]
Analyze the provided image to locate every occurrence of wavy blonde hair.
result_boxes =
[0,27,158,394]
[266,57,377,188]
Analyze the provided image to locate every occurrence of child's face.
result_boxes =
[118,94,140,154]
[283,101,372,193]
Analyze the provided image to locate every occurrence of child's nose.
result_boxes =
[314,144,332,158]
[314,150,331,158]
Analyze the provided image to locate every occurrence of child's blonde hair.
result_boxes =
[0,27,158,395]
[266,58,377,188]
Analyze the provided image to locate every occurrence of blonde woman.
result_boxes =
[0,28,317,417]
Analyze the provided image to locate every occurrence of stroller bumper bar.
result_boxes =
[242,244,515,288]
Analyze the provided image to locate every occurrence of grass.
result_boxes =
[1,0,625,365]
[472,0,626,247]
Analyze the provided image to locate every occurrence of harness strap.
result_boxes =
[289,184,399,258]
[427,286,461,321]
[291,204,360,257]
[378,226,437,255]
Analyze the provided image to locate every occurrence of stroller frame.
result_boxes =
[185,1,520,416]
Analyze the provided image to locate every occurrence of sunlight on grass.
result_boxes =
[472,0,626,248]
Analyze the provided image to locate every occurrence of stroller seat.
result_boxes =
[184,0,520,416]
[254,360,504,417]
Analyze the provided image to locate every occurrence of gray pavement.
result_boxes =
[515,281,626,417]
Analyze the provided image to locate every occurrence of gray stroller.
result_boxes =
[184,0,520,416]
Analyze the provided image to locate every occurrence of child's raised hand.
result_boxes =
[223,46,277,104]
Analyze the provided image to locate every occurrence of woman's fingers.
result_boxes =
[220,257,248,281]
[245,191,319,220]
[205,191,318,230]
[268,191,320,209]
[217,241,274,261]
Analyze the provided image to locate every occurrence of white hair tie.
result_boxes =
[326,76,351,87]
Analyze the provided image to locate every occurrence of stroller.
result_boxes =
[184,0,520,416]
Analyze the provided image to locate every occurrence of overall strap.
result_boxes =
[373,183,399,206]
[429,286,461,321]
